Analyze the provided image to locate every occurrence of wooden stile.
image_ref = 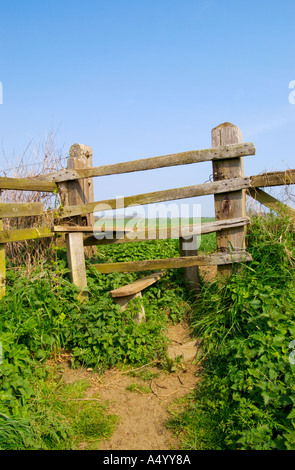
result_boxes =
[4,122,291,302]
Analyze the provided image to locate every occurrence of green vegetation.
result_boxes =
[167,212,295,450]
[0,236,192,449]
[1,213,294,450]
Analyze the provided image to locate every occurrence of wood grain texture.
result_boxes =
[179,235,200,292]
[0,176,57,192]
[66,232,87,296]
[250,170,295,188]
[83,217,250,246]
[92,251,252,274]
[109,271,166,297]
[212,123,247,257]
[40,142,255,182]
[0,202,44,218]
[247,188,295,219]
[59,177,250,219]
[64,144,93,294]
[0,227,52,244]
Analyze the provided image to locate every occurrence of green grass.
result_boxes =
[0,375,118,450]
[166,211,295,450]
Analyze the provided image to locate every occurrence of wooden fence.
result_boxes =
[0,121,294,299]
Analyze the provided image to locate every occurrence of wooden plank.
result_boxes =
[66,232,88,298]
[59,177,251,219]
[250,169,295,188]
[0,176,58,192]
[92,251,252,274]
[83,217,250,246]
[0,202,44,218]
[110,271,166,297]
[41,142,255,182]
[0,227,52,244]
[247,188,295,219]
[212,122,247,277]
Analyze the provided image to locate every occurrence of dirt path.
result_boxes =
[61,322,201,451]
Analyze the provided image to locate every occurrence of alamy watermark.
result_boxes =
[289,80,295,104]
[289,340,295,365]
[92,198,202,251]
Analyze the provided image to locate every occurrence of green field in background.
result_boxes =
[94,217,215,230]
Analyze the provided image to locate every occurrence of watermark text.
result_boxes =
[289,80,295,104]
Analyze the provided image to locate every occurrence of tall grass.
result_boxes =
[167,210,295,450]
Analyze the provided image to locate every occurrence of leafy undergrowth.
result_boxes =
[0,238,195,449]
[167,211,295,450]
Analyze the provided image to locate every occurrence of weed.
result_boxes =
[126,383,151,394]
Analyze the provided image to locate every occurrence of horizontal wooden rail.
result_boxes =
[250,169,295,188]
[58,177,251,219]
[40,142,255,183]
[0,176,57,192]
[52,225,132,233]
[83,217,250,246]
[54,216,248,233]
[92,251,252,274]
[0,227,52,244]
[0,216,250,245]
[0,202,44,218]
[247,188,295,219]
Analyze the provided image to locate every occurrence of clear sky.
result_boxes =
[0,0,295,216]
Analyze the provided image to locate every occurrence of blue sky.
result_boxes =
[0,0,295,216]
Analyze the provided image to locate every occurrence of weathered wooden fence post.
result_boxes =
[62,144,95,297]
[0,192,5,299]
[179,235,200,292]
[211,122,246,276]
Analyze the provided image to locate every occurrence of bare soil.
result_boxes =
[61,322,201,451]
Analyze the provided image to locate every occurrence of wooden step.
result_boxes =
[110,271,166,298]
